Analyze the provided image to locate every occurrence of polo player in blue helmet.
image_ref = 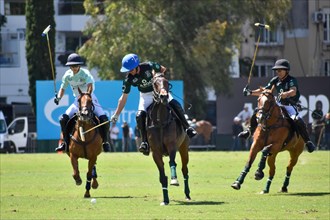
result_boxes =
[110,53,197,156]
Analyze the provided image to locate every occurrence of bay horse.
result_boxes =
[147,72,191,205]
[231,89,305,193]
[68,88,103,198]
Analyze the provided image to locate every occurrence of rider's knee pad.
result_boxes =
[60,114,69,127]
[98,114,108,123]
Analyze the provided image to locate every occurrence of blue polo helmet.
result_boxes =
[120,53,140,72]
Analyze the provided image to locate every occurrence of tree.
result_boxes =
[80,0,290,119]
[25,0,56,113]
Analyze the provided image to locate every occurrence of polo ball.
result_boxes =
[91,198,97,204]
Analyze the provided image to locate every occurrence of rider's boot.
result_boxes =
[55,114,70,152]
[169,99,197,138]
[136,110,149,156]
[99,115,111,152]
[295,117,315,153]
[238,113,257,139]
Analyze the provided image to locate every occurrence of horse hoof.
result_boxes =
[160,202,169,206]
[170,179,179,186]
[185,196,191,201]
[92,180,99,189]
[231,181,241,190]
[260,190,269,194]
[84,193,91,198]
[279,187,288,193]
[254,170,264,180]
[73,175,82,185]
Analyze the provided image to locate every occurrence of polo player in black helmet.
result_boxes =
[239,59,315,153]
[54,53,111,152]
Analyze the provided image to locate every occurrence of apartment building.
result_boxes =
[0,0,329,105]
[240,0,330,78]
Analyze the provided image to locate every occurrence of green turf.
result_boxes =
[0,151,329,219]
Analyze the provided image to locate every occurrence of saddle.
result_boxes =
[65,114,100,144]
[279,106,299,147]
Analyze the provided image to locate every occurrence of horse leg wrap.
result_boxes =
[258,148,270,171]
[85,176,92,190]
[184,175,190,197]
[263,176,273,193]
[283,172,291,188]
[92,166,97,179]
[237,165,250,184]
[169,160,177,179]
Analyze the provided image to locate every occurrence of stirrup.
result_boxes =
[139,142,150,156]
[306,141,315,153]
[55,142,66,152]
[186,127,197,138]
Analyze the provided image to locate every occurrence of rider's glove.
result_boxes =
[110,114,118,123]
[54,93,60,105]
[243,85,252,96]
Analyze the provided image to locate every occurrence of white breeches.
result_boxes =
[138,91,173,111]
[65,93,105,118]
[276,101,299,120]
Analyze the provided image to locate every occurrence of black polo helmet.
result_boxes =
[65,53,84,66]
[272,59,290,71]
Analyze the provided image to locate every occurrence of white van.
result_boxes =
[0,111,8,153]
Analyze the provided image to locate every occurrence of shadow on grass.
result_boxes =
[172,200,225,206]
[92,196,142,199]
[285,192,330,197]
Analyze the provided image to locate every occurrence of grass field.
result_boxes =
[0,151,329,220]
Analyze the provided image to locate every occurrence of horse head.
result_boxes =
[152,72,169,105]
[256,89,276,125]
[77,87,94,122]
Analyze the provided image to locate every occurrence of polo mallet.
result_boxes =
[41,25,57,94]
[246,23,270,87]
[79,120,111,141]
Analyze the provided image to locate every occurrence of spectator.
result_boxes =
[324,113,330,150]
[109,122,120,152]
[134,126,141,152]
[236,104,252,131]
[121,121,132,152]
[231,117,244,151]
[311,101,324,148]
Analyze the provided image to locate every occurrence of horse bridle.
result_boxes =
[152,73,169,104]
[256,92,276,125]
[77,93,94,121]
[150,73,173,128]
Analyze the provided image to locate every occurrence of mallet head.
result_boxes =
[41,25,51,37]
[254,23,270,30]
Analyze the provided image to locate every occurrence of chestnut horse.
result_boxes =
[195,120,213,143]
[231,89,305,193]
[68,88,103,198]
[147,73,191,205]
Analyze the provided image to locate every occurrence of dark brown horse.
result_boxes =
[231,89,305,193]
[147,73,191,205]
[68,88,103,198]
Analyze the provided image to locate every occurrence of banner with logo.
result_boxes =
[36,80,183,140]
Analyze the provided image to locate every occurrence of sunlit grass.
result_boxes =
[0,151,329,219]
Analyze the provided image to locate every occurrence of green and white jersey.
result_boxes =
[122,62,162,94]
[60,68,95,97]
[265,75,300,105]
